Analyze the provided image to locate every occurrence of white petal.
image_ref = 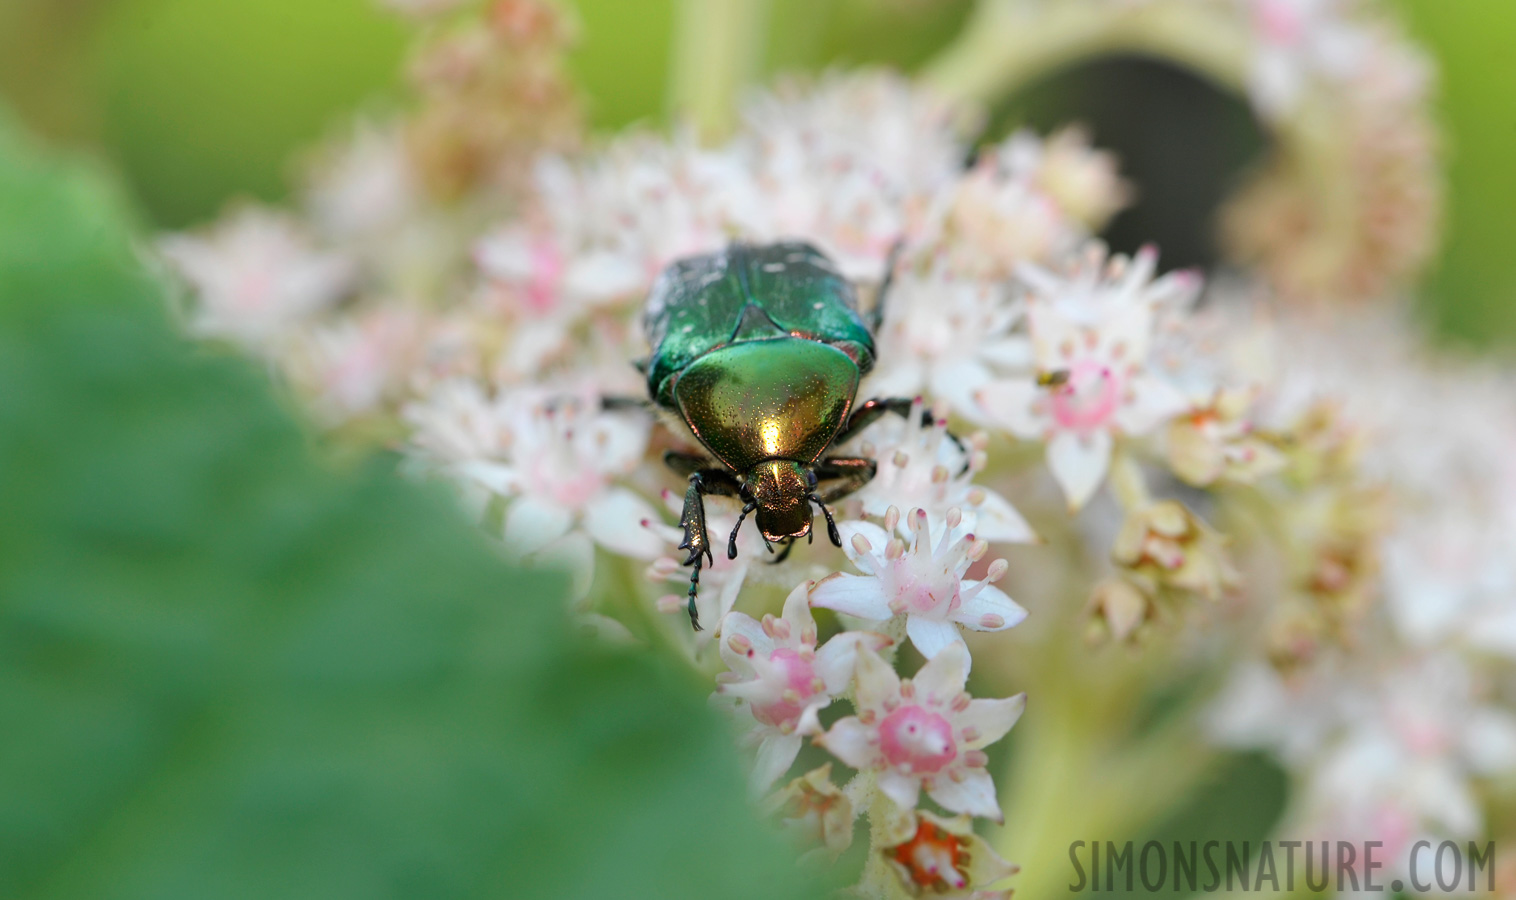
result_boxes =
[818,717,876,770]
[906,615,966,663]
[927,767,1002,821]
[911,641,970,704]
[809,572,893,621]
[584,486,666,560]
[717,612,773,675]
[1464,608,1516,658]
[813,631,881,695]
[877,768,923,811]
[966,488,1038,544]
[977,335,1033,369]
[751,733,804,793]
[455,460,519,497]
[852,645,902,714]
[836,520,890,570]
[927,359,991,418]
[779,581,817,639]
[860,358,925,404]
[503,496,574,557]
[974,378,1044,439]
[1046,429,1112,512]
[1113,373,1189,436]
[958,694,1027,749]
[953,584,1028,632]
[562,252,645,305]
[536,530,596,605]
[706,563,748,635]
[1463,709,1516,774]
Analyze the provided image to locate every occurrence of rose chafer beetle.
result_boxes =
[642,240,934,630]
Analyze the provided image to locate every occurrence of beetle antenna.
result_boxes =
[809,494,842,547]
[729,502,756,559]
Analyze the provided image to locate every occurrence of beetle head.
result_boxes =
[748,460,814,543]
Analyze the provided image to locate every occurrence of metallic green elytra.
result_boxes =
[642,240,928,631]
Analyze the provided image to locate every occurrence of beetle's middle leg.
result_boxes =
[831,398,969,459]
[815,456,878,502]
[866,239,907,333]
[673,464,745,631]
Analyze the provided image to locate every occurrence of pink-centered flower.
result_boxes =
[284,308,430,423]
[975,244,1197,511]
[838,398,1037,547]
[815,642,1024,820]
[714,584,891,791]
[403,381,664,567]
[810,508,1025,669]
[159,208,355,348]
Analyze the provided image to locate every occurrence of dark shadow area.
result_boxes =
[981,56,1270,272]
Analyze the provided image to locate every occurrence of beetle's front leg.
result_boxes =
[677,474,714,631]
[675,467,745,631]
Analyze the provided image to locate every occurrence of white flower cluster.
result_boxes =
[1203,308,1516,879]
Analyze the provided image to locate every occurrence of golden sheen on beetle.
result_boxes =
[638,241,946,630]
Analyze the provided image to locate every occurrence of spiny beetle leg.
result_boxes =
[677,474,714,631]
[600,395,652,412]
[675,468,746,631]
[867,239,907,333]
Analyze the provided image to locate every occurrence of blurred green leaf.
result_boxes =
[0,113,826,900]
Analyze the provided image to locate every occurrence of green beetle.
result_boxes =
[643,240,928,630]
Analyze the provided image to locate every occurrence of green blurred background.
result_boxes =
[1,0,1513,344]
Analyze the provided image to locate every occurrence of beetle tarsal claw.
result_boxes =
[728,502,756,560]
[810,494,842,547]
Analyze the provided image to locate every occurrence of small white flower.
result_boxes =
[918,149,1084,282]
[159,208,354,347]
[403,381,665,564]
[975,244,1197,511]
[741,70,964,279]
[839,398,1037,546]
[999,125,1129,231]
[713,584,890,792]
[810,507,1026,667]
[864,271,1032,415]
[815,642,1024,821]
[1242,0,1370,119]
[304,124,420,241]
[284,308,429,423]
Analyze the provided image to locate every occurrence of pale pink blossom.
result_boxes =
[403,381,664,563]
[975,244,1198,510]
[713,584,890,791]
[285,308,430,422]
[1242,0,1370,119]
[999,126,1129,230]
[864,271,1032,415]
[159,208,354,347]
[837,399,1037,546]
[815,642,1024,820]
[810,507,1025,668]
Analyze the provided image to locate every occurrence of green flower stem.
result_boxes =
[1109,445,1153,512]
[921,0,1251,109]
[985,586,1218,898]
[668,0,772,143]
